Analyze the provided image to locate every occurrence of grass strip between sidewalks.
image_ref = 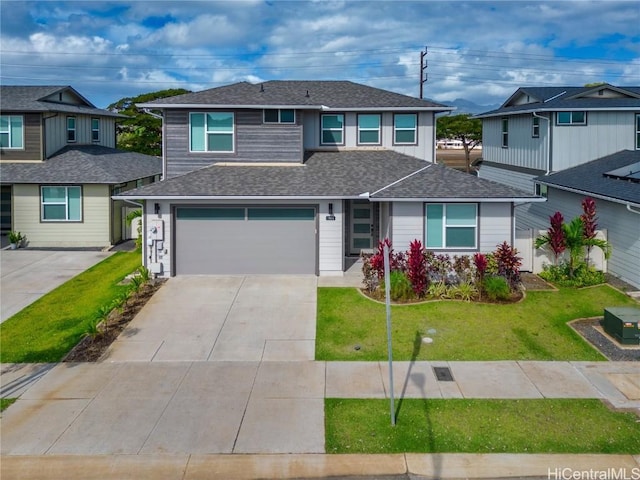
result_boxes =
[0,252,141,363]
[326,398,640,454]
[1,398,17,412]
[316,285,637,361]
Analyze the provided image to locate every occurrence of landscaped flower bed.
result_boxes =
[361,239,523,304]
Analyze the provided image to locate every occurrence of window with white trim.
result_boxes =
[91,118,100,142]
[357,114,381,144]
[636,114,640,150]
[321,114,344,145]
[67,117,76,142]
[394,113,417,144]
[532,116,540,138]
[557,111,586,125]
[41,186,82,221]
[425,203,477,249]
[263,109,295,124]
[0,115,24,149]
[190,112,234,152]
[501,118,508,147]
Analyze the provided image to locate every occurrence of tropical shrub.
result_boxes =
[450,281,478,302]
[539,263,606,288]
[389,271,415,301]
[494,241,522,289]
[483,276,511,301]
[427,281,449,299]
[407,240,428,297]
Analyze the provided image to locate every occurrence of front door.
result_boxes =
[349,200,373,255]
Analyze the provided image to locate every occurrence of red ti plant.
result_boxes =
[494,241,522,289]
[580,197,597,264]
[535,211,566,265]
[407,239,428,297]
[473,253,488,299]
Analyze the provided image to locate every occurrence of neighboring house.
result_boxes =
[115,80,542,277]
[475,84,640,288]
[0,86,162,247]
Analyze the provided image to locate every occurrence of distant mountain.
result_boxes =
[439,98,501,115]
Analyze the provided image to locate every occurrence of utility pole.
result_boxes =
[419,46,428,99]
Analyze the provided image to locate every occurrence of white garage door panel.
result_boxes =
[175,206,317,275]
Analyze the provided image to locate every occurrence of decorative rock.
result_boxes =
[422,337,433,344]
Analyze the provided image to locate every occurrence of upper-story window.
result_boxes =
[557,111,586,125]
[532,116,540,138]
[91,118,100,142]
[394,114,417,145]
[357,114,381,145]
[635,114,640,150]
[264,109,295,124]
[321,114,344,145]
[0,115,24,149]
[501,118,509,148]
[67,117,76,142]
[190,112,235,152]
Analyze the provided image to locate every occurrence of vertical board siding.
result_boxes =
[318,199,343,274]
[45,115,117,158]
[165,109,304,178]
[552,111,637,171]
[0,113,42,161]
[390,202,423,252]
[478,164,537,193]
[12,184,111,247]
[479,203,513,252]
[482,114,549,171]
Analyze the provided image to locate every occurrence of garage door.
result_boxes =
[175,206,317,274]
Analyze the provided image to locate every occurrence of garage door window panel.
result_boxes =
[248,208,315,220]
[177,207,244,220]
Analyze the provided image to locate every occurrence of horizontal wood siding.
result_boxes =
[12,184,111,247]
[516,188,640,289]
[551,111,637,171]
[479,203,513,252]
[165,109,303,178]
[0,113,42,162]
[477,164,537,193]
[45,115,116,157]
[481,114,548,171]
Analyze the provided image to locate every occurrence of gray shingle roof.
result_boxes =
[115,150,539,201]
[0,86,123,117]
[536,150,640,205]
[138,81,451,110]
[476,84,640,118]
[0,145,162,184]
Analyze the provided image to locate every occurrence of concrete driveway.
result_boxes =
[0,249,111,322]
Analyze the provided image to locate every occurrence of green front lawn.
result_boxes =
[326,398,640,454]
[0,252,141,363]
[316,285,636,361]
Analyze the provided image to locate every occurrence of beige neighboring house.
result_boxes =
[0,85,162,247]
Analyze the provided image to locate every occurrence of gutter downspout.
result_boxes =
[532,112,551,175]
[143,108,165,180]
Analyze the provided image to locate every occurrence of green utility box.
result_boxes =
[603,307,640,345]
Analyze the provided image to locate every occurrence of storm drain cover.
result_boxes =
[433,366,454,382]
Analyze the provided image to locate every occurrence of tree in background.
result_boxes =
[436,113,482,173]
[108,89,190,156]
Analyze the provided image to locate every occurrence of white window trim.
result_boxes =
[91,118,100,142]
[532,117,540,138]
[67,116,76,143]
[393,113,417,145]
[189,112,235,153]
[0,115,24,149]
[425,203,478,250]
[556,111,587,126]
[41,186,82,222]
[263,109,295,124]
[357,113,381,145]
[320,113,344,145]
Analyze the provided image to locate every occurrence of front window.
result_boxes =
[67,117,76,142]
[41,186,82,222]
[636,114,640,150]
[425,203,477,249]
[0,115,24,149]
[264,109,295,124]
[394,113,417,144]
[557,111,586,125]
[321,114,344,145]
[501,118,508,147]
[532,116,540,138]
[358,114,381,145]
[91,118,100,142]
[190,112,234,152]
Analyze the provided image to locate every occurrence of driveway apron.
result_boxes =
[1,275,325,455]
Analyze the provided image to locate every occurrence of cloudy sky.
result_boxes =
[1,1,638,108]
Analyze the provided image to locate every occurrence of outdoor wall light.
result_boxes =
[154,203,161,215]
[328,203,333,215]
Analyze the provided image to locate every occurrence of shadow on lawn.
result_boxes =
[395,331,443,475]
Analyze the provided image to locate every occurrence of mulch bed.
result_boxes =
[571,318,640,361]
[62,279,166,362]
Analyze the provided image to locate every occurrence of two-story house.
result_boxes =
[476,84,640,288]
[115,80,541,277]
[0,86,162,247]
